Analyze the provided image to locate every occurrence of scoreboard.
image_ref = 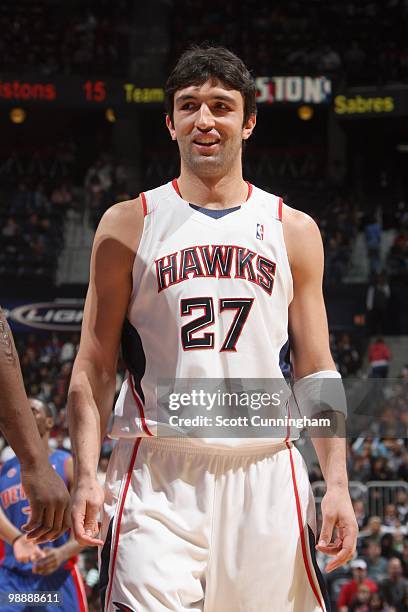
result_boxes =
[1,76,406,116]
[0,76,332,107]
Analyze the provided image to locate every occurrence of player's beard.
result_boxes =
[179,133,243,178]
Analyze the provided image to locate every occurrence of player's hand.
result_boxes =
[13,535,45,564]
[32,547,63,576]
[20,460,71,543]
[71,478,104,546]
[316,487,358,572]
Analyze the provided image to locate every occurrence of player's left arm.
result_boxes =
[284,205,358,572]
[32,456,83,575]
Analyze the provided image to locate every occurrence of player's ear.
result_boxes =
[46,416,54,430]
[242,113,256,141]
[166,115,177,141]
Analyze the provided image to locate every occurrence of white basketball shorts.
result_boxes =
[99,437,329,611]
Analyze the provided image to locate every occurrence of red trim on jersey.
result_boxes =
[140,192,147,217]
[106,438,141,611]
[278,197,283,221]
[286,442,325,611]
[245,181,253,201]
[172,178,182,197]
[128,374,154,437]
[70,564,88,612]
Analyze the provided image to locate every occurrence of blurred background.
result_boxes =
[0,0,407,610]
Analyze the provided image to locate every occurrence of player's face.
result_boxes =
[166,79,256,177]
[29,398,52,437]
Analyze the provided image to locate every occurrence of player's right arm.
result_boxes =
[0,308,71,542]
[67,198,144,546]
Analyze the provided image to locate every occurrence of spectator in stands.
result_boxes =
[381,534,397,560]
[383,504,400,529]
[386,226,408,280]
[364,215,382,277]
[347,584,372,612]
[324,236,348,286]
[349,582,372,611]
[395,491,408,524]
[337,559,378,611]
[370,457,393,481]
[337,333,361,376]
[353,499,367,530]
[368,338,392,378]
[2,217,19,238]
[366,275,391,336]
[397,452,408,481]
[369,591,392,611]
[364,540,389,584]
[359,517,386,545]
[350,455,372,482]
[380,557,408,611]
[50,181,73,212]
[60,334,79,363]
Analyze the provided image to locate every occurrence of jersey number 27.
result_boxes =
[180,297,254,352]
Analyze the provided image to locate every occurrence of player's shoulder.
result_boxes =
[282,202,318,230]
[281,202,322,246]
[99,197,144,231]
[51,448,71,461]
[281,203,324,273]
[93,196,145,254]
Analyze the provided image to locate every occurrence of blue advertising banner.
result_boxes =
[2,299,84,332]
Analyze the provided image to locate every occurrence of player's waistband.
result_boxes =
[136,436,292,456]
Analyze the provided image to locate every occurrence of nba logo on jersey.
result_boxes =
[256,223,264,240]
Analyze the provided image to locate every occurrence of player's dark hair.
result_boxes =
[165,44,257,126]
[31,396,56,420]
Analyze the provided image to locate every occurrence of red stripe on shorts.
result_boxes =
[70,564,88,612]
[128,374,154,437]
[286,442,325,611]
[105,438,142,610]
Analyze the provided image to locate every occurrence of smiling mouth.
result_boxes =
[192,139,220,148]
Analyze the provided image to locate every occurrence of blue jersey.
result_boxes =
[0,449,71,575]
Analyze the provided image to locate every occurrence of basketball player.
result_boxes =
[68,46,358,611]
[0,308,70,543]
[0,397,87,611]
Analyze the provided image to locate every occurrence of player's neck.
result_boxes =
[41,434,52,455]
[177,166,248,210]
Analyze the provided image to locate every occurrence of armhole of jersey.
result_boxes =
[278,197,283,221]
[130,189,153,304]
[274,195,294,305]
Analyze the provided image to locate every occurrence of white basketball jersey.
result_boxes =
[111,179,294,447]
